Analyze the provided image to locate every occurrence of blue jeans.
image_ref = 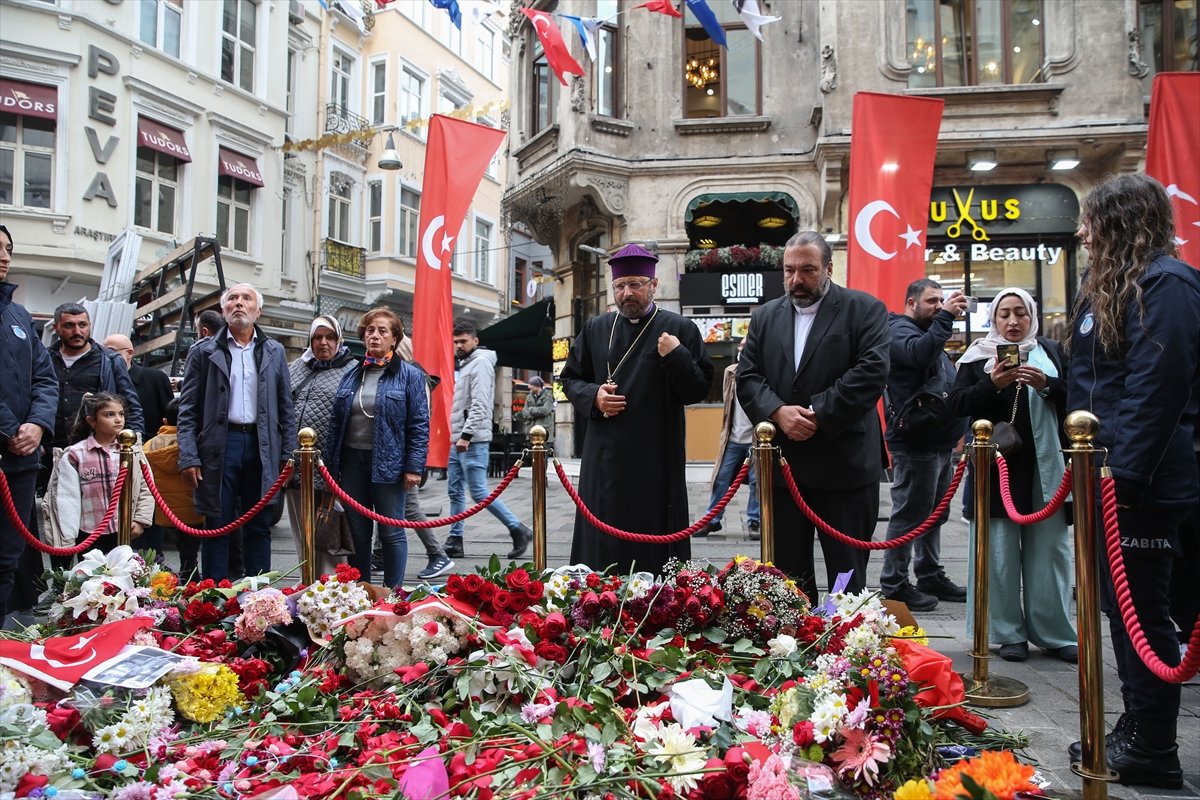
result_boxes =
[706,441,759,525]
[880,448,955,594]
[447,441,522,539]
[339,447,408,589]
[202,430,273,582]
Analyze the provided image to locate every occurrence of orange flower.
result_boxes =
[934,750,1038,800]
[150,571,179,600]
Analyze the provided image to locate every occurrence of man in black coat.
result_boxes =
[103,334,174,437]
[738,231,890,603]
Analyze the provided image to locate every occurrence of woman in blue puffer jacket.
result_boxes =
[326,309,429,589]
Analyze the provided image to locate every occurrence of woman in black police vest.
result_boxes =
[1066,174,1200,789]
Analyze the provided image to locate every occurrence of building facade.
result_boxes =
[503,0,1197,459]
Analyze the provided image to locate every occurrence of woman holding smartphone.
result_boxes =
[947,287,1077,663]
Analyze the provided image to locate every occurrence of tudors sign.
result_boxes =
[679,271,785,308]
[137,117,192,162]
[0,78,57,120]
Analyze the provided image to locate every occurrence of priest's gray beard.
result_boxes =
[618,297,652,319]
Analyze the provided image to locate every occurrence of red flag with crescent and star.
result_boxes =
[412,115,506,469]
[1146,72,1200,269]
[521,8,585,86]
[846,92,944,312]
[0,616,154,690]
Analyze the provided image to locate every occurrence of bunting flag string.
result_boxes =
[281,99,510,154]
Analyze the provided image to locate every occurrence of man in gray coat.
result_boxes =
[177,283,296,581]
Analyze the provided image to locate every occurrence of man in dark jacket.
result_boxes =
[45,303,145,458]
[880,279,969,612]
[0,225,57,624]
[103,333,173,437]
[177,283,296,581]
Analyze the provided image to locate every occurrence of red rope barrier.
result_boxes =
[141,462,293,538]
[319,460,523,528]
[780,457,967,550]
[553,461,748,543]
[995,455,1073,525]
[0,466,128,557]
[1100,475,1200,683]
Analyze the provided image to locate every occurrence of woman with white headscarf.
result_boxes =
[286,315,357,576]
[947,287,1077,663]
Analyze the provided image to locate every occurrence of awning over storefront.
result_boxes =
[218,147,264,187]
[138,117,192,162]
[0,78,57,121]
[478,299,555,372]
[684,191,799,249]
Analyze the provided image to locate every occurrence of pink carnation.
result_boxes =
[234,587,292,643]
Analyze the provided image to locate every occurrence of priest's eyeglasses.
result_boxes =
[611,278,652,293]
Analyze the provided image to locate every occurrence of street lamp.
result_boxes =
[378,131,401,171]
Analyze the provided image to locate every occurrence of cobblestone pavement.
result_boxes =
[171,459,1198,799]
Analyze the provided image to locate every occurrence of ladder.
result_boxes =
[129,236,227,378]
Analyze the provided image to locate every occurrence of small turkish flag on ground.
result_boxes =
[0,617,154,690]
[1146,73,1200,269]
[846,92,944,312]
[521,8,584,86]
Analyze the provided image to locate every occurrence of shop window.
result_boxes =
[221,0,257,93]
[683,3,760,118]
[906,0,1043,88]
[398,185,420,259]
[1139,0,1199,92]
[134,146,179,235]
[140,0,182,58]
[596,0,620,117]
[0,112,54,209]
[216,174,253,253]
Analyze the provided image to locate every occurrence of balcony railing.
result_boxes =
[325,103,370,135]
[323,238,365,279]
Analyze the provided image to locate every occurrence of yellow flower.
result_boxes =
[168,664,242,723]
[150,571,178,600]
[894,778,934,800]
[893,625,929,646]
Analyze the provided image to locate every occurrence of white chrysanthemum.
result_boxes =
[647,723,708,793]
[0,667,31,706]
[810,692,849,743]
[843,624,882,653]
[544,573,573,603]
[624,574,654,601]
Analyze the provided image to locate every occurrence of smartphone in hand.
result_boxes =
[996,343,1021,369]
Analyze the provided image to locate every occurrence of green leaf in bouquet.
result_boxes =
[645,629,676,649]
[959,773,1003,800]
[338,730,357,748]
[703,627,728,643]
[732,638,764,655]
[644,670,672,690]
[408,716,438,743]
[592,661,613,682]
[488,553,502,573]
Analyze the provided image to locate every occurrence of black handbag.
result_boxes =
[991,388,1023,457]
[315,491,355,556]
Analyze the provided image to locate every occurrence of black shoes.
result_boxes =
[443,536,465,559]
[748,520,761,541]
[1069,715,1182,789]
[507,525,532,560]
[694,520,722,538]
[998,642,1029,661]
[1051,644,1078,663]
[885,582,939,613]
[917,572,968,602]
[1069,713,1133,762]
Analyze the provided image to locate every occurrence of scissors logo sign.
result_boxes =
[945,188,989,242]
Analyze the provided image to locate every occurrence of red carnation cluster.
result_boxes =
[445,569,545,626]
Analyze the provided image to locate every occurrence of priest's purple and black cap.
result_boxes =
[607,243,657,280]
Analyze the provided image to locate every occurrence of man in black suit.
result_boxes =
[737,231,890,603]
[103,334,173,437]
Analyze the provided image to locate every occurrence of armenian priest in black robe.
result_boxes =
[561,243,714,575]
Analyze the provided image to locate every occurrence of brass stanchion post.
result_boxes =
[962,420,1029,707]
[753,422,776,564]
[117,429,137,548]
[1066,410,1115,796]
[297,427,317,587]
[529,424,548,571]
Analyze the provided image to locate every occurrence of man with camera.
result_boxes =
[880,279,970,611]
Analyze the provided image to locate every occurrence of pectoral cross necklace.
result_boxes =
[605,307,659,386]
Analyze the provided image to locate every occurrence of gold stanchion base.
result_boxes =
[961,672,1030,707]
[1069,762,1118,783]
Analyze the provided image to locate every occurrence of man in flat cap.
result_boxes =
[560,243,714,575]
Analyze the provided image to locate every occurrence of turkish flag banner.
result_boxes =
[0,617,154,690]
[846,92,944,312]
[412,115,506,469]
[1146,73,1200,269]
[521,8,585,86]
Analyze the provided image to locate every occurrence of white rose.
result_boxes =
[767,634,797,657]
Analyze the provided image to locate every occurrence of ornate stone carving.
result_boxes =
[1127,28,1149,78]
[570,75,586,113]
[819,46,838,94]
[0,56,58,74]
[575,174,628,216]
